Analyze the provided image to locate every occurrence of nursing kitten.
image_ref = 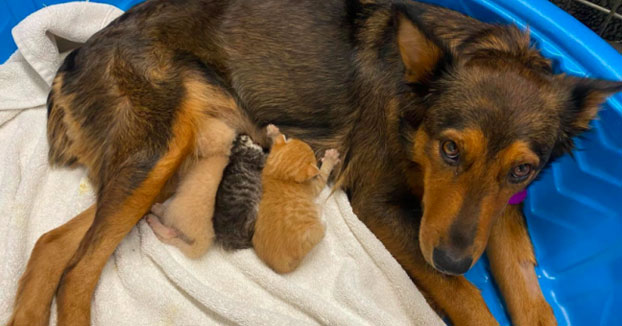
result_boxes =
[145,120,235,259]
[253,125,340,273]
[213,134,267,250]
[147,133,267,253]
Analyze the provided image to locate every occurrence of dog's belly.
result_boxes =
[218,0,359,143]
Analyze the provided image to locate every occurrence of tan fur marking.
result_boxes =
[183,76,270,149]
[412,128,482,265]
[498,140,540,174]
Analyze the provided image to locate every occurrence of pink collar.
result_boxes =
[508,189,527,205]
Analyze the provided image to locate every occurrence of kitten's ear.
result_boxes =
[294,163,320,183]
[274,135,286,145]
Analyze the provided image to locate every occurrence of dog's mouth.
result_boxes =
[419,235,475,275]
[432,246,473,275]
[417,208,497,275]
[416,179,511,275]
[421,242,479,275]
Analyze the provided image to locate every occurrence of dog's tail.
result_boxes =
[47,48,90,168]
[47,72,80,168]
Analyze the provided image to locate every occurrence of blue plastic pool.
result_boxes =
[2,1,621,325]
[0,0,144,62]
[419,1,622,325]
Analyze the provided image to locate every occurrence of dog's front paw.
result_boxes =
[8,307,50,326]
[534,301,557,326]
[513,298,557,326]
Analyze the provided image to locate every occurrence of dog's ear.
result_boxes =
[553,76,622,156]
[392,4,450,85]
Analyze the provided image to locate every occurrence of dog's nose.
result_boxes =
[432,247,472,275]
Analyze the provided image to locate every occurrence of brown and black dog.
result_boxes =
[9,0,622,325]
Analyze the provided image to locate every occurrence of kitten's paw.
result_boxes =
[266,124,280,138]
[240,134,263,152]
[146,214,179,240]
[322,149,340,165]
[151,202,166,217]
[239,134,251,144]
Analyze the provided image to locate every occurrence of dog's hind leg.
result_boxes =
[487,205,556,326]
[9,205,95,326]
[55,111,196,325]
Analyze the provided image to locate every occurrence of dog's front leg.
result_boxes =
[487,204,556,326]
[351,192,497,326]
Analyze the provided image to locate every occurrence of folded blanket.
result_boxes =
[0,3,444,325]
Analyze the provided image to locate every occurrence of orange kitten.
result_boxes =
[252,125,340,273]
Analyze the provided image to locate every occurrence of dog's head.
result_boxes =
[393,4,622,275]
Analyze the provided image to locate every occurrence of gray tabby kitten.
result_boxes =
[214,134,267,250]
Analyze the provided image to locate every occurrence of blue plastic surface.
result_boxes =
[0,0,144,62]
[417,1,622,325]
[1,1,621,325]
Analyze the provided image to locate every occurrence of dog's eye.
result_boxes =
[440,140,460,164]
[509,164,532,183]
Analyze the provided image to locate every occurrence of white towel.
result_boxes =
[0,3,444,325]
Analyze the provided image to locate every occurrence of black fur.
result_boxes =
[213,135,267,250]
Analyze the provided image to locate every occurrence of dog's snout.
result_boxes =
[432,247,472,275]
